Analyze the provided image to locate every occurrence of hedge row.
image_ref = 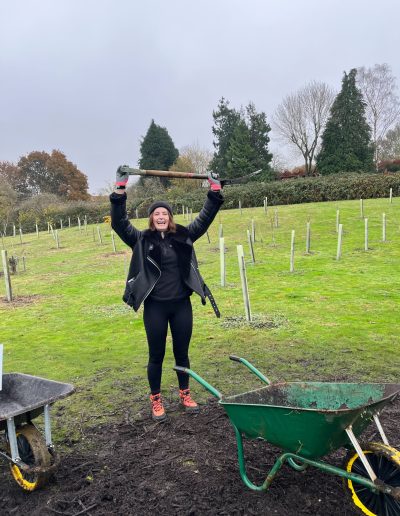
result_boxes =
[139,172,400,214]
[4,200,110,235]
[3,173,400,235]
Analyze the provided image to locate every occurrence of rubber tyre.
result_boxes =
[9,424,52,491]
[343,442,400,516]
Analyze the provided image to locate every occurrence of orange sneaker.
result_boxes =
[150,393,167,421]
[179,389,199,413]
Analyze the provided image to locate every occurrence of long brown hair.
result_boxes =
[148,213,176,233]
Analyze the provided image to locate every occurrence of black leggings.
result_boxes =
[143,297,193,394]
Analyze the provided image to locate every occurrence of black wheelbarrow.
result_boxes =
[174,356,400,516]
[0,373,74,491]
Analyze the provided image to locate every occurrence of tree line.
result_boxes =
[1,62,400,220]
[138,63,400,187]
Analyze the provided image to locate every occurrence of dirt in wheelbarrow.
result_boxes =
[1,397,399,516]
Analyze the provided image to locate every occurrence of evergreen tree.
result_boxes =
[317,69,374,174]
[139,120,179,187]
[246,102,274,180]
[210,98,241,176]
[210,98,273,180]
[225,119,257,177]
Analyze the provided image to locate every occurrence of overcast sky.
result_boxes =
[1,0,399,193]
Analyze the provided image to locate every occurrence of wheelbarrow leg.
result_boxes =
[6,417,21,463]
[44,404,54,451]
[233,424,283,492]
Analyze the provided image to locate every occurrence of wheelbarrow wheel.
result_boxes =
[9,424,52,491]
[343,441,400,516]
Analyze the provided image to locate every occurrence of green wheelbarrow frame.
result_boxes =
[174,356,400,501]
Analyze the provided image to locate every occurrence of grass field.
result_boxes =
[1,195,399,436]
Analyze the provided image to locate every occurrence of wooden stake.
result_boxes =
[382,213,386,242]
[97,226,103,244]
[306,222,311,254]
[247,230,255,264]
[336,224,343,260]
[111,230,117,252]
[1,250,12,301]
[389,188,393,204]
[336,210,340,233]
[220,237,225,287]
[55,230,60,249]
[290,230,295,272]
[237,245,251,321]
[239,200,242,215]
[274,209,279,228]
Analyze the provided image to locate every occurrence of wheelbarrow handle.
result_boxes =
[229,355,271,385]
[229,355,241,362]
[173,366,222,400]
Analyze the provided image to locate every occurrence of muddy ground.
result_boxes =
[1,397,399,516]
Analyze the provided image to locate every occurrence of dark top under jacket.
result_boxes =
[149,232,191,301]
[109,190,224,312]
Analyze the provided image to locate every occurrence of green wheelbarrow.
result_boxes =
[174,356,400,516]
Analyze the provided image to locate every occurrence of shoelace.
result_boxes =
[151,396,164,413]
[180,390,194,404]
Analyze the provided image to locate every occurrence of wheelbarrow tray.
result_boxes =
[0,373,75,430]
[221,381,400,459]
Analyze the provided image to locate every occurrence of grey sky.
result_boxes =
[1,0,399,193]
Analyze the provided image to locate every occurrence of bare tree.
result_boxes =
[179,142,213,174]
[357,64,400,166]
[273,81,335,175]
[170,142,213,191]
[379,123,400,160]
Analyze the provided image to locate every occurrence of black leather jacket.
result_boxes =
[110,190,224,312]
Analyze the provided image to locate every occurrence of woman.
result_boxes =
[110,166,223,421]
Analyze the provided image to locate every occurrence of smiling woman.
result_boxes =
[147,201,175,233]
[110,166,224,422]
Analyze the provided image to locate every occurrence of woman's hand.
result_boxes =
[207,172,222,192]
[116,165,130,187]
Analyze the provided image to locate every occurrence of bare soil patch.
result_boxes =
[0,295,42,308]
[1,398,399,515]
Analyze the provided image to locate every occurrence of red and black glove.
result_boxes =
[115,165,130,189]
[207,172,222,192]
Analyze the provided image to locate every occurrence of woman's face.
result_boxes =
[152,208,170,231]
